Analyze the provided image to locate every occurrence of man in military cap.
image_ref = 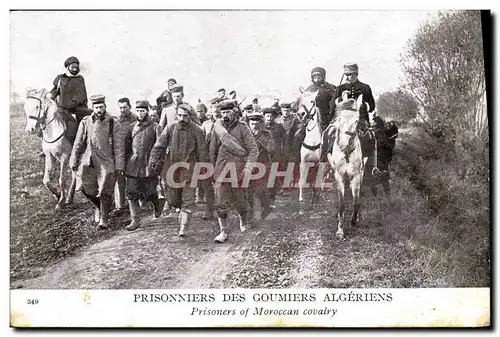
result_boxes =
[217,88,227,101]
[112,97,137,215]
[159,84,201,130]
[70,94,127,229]
[123,100,164,231]
[262,107,286,206]
[196,100,209,124]
[319,62,377,163]
[149,105,160,124]
[156,78,177,110]
[148,104,206,237]
[209,100,258,243]
[240,104,254,124]
[247,112,274,221]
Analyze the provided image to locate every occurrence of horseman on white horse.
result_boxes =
[320,62,397,180]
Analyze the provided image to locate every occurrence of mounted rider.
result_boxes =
[320,62,396,177]
[50,56,92,125]
[304,67,337,131]
[40,56,91,157]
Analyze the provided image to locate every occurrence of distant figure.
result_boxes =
[156,78,177,110]
[158,84,201,130]
[217,88,226,101]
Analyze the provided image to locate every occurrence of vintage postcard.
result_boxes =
[9,8,490,328]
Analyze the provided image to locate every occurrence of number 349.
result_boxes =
[27,299,39,305]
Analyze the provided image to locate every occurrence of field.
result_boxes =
[10,114,490,289]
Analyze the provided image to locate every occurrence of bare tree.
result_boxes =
[400,11,487,147]
[377,89,419,125]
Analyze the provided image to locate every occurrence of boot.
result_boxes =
[94,207,101,223]
[214,216,229,243]
[125,200,141,231]
[152,198,165,218]
[97,194,112,230]
[178,210,191,237]
[238,212,249,233]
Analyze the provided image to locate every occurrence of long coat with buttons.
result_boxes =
[124,117,162,178]
[70,113,127,197]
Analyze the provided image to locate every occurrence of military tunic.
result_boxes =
[124,117,162,201]
[209,119,258,217]
[70,113,126,198]
[114,112,138,208]
[148,120,206,212]
[333,80,376,113]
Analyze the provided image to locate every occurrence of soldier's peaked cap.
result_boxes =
[218,100,237,110]
[217,88,226,93]
[89,94,106,104]
[280,103,292,108]
[243,104,254,111]
[170,84,184,93]
[247,112,264,121]
[64,56,80,68]
[343,62,359,74]
[262,107,278,116]
[136,100,150,110]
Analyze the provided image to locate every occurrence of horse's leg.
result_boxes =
[298,160,306,203]
[350,174,362,227]
[55,154,69,210]
[334,171,345,240]
[66,170,77,205]
[43,151,60,202]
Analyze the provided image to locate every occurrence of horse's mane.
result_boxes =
[332,99,359,129]
[26,88,54,106]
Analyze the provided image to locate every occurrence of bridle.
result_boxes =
[26,95,66,144]
[302,101,318,132]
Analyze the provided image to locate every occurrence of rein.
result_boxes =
[26,95,66,144]
[301,101,321,150]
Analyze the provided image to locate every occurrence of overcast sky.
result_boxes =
[10,10,437,114]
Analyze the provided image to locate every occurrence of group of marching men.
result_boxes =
[47,56,396,243]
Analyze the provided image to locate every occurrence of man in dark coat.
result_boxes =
[280,102,301,172]
[304,66,337,131]
[123,100,163,231]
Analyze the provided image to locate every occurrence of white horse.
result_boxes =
[296,89,323,205]
[24,88,76,210]
[327,93,372,239]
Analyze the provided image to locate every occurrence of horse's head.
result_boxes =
[296,89,320,125]
[24,88,52,134]
[333,94,365,150]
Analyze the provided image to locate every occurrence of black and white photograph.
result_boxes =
[9,8,491,328]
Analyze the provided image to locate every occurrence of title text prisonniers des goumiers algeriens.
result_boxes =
[133,291,393,303]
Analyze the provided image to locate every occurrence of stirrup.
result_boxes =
[372,167,387,176]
